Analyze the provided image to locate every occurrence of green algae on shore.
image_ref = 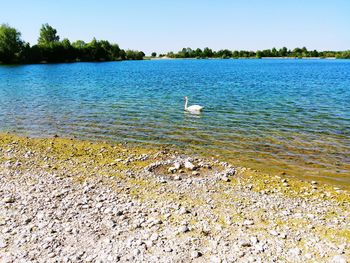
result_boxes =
[1,133,349,196]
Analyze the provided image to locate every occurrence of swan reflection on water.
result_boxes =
[184,110,203,118]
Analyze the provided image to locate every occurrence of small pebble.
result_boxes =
[191,251,201,258]
[133,249,141,256]
[221,176,230,182]
[174,163,181,170]
[270,230,279,236]
[0,239,7,248]
[243,220,254,226]
[150,233,159,241]
[3,197,15,203]
[332,255,347,263]
[164,247,173,252]
[184,161,195,170]
[280,233,287,239]
[178,226,189,233]
[210,255,221,263]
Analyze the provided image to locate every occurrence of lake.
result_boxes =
[0,59,349,184]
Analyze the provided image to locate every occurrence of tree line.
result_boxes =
[1,23,349,64]
[159,47,350,59]
[0,23,145,64]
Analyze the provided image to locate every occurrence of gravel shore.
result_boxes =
[0,134,349,262]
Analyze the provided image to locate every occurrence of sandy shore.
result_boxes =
[0,134,349,262]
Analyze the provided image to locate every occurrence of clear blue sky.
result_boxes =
[2,0,349,54]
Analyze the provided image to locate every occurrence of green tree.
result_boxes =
[203,47,213,58]
[310,50,319,57]
[166,51,175,58]
[256,50,262,58]
[262,49,272,57]
[61,38,76,61]
[341,51,350,59]
[61,38,71,48]
[232,50,239,58]
[301,46,308,57]
[19,42,32,63]
[38,23,60,46]
[0,24,24,63]
[151,52,157,57]
[271,47,278,57]
[28,44,43,63]
[279,47,288,57]
[110,44,121,60]
[72,40,86,49]
[238,50,248,57]
[194,48,203,58]
[291,47,303,58]
[217,49,232,58]
[119,49,126,60]
[72,40,86,61]
[125,50,144,60]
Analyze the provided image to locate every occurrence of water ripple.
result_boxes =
[1,59,350,183]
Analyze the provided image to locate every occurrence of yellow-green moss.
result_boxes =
[1,133,349,207]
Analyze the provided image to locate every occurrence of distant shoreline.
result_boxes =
[0,57,341,66]
[146,56,338,60]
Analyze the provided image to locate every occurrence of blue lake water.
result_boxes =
[0,59,349,184]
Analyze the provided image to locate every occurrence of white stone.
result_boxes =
[332,255,347,263]
[288,247,301,256]
[221,176,230,182]
[243,220,254,226]
[191,251,201,258]
[150,233,159,241]
[184,161,195,170]
[269,230,279,236]
[250,236,258,244]
[0,239,7,248]
[164,247,173,252]
[210,255,221,263]
[178,226,189,233]
[133,249,141,256]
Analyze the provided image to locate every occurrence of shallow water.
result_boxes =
[0,59,349,184]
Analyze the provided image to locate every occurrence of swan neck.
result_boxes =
[184,98,188,110]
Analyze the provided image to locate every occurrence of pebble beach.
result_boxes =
[0,134,349,262]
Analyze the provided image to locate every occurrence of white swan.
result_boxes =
[184,96,204,113]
